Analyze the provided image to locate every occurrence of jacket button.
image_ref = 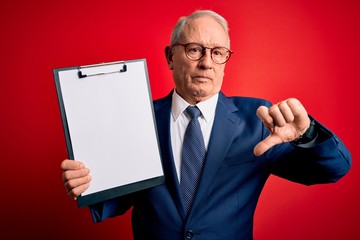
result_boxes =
[185,230,194,239]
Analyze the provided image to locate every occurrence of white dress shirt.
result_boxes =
[170,90,218,181]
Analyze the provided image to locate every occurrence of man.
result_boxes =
[61,10,351,240]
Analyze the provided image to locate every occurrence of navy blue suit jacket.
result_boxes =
[90,91,351,240]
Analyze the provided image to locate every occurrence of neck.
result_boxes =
[175,89,217,105]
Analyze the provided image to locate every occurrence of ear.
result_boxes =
[164,45,174,70]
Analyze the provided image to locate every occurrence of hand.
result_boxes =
[61,159,91,200]
[254,98,311,156]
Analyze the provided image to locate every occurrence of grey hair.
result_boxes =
[170,10,230,47]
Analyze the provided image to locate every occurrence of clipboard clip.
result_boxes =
[78,61,127,79]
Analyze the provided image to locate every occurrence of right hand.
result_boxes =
[61,159,92,200]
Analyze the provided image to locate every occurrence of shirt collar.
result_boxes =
[171,89,218,122]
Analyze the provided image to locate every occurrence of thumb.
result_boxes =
[253,135,282,156]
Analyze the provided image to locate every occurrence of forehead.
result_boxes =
[181,16,229,47]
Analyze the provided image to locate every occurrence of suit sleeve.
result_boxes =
[266,118,352,185]
[88,193,134,224]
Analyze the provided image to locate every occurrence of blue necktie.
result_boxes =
[180,106,206,214]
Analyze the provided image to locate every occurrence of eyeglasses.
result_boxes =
[172,42,233,64]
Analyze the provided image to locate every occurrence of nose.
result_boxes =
[198,49,213,69]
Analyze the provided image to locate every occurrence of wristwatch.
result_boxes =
[292,119,317,145]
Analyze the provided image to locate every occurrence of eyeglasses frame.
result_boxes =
[172,42,234,64]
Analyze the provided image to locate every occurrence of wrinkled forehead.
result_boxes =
[181,17,230,47]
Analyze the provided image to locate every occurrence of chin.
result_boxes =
[191,90,215,101]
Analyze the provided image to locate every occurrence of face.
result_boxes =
[166,16,229,104]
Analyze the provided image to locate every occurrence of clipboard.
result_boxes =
[53,59,165,207]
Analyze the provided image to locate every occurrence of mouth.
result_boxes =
[192,75,213,82]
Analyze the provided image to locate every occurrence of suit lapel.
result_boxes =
[154,92,187,220]
[154,91,241,219]
[190,93,241,213]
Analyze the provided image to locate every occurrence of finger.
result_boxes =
[253,134,282,156]
[256,106,274,129]
[286,98,306,117]
[67,182,91,200]
[65,175,92,198]
[65,175,92,191]
[60,159,85,171]
[62,167,90,182]
[268,104,286,127]
[278,100,294,123]
[286,98,310,133]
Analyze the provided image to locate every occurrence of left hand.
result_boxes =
[254,98,311,156]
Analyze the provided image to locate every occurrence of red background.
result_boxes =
[1,0,359,239]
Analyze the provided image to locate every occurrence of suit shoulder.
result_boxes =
[230,96,270,105]
[222,94,272,110]
[153,92,172,110]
